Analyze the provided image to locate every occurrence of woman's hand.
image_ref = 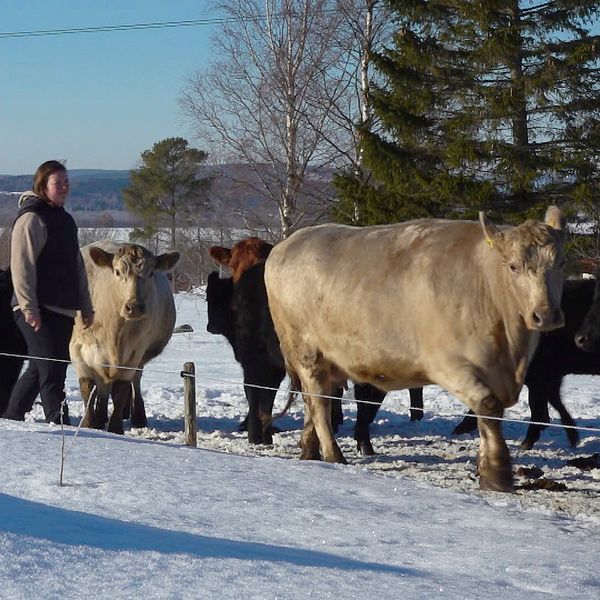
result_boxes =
[24,310,42,332]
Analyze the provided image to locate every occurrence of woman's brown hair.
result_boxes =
[32,160,67,199]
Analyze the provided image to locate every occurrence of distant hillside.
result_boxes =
[0,164,335,230]
[0,169,130,212]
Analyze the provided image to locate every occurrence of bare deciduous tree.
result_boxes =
[180,0,349,239]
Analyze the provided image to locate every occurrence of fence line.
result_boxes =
[2,350,600,436]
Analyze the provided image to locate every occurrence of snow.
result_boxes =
[1,291,599,599]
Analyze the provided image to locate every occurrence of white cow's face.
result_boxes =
[89,244,180,320]
[481,207,566,331]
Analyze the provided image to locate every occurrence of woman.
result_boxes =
[2,160,94,425]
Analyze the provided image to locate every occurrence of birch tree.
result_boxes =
[180,0,346,239]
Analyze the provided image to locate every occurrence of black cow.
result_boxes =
[454,277,599,449]
[206,265,285,445]
[0,269,26,415]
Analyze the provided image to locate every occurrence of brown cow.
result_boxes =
[69,241,180,434]
[264,208,566,492]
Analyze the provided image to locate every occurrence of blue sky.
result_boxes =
[0,1,219,175]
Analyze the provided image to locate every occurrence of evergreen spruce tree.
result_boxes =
[334,1,600,227]
[124,137,212,249]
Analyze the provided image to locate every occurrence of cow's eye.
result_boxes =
[114,269,121,277]
[508,263,519,274]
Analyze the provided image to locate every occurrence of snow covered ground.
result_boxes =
[1,291,599,599]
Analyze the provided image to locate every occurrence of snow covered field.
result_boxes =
[1,291,599,599]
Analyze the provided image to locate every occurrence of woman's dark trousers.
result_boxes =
[2,308,73,424]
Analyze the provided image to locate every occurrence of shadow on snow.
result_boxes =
[0,493,421,577]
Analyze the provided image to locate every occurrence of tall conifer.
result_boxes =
[334,1,600,225]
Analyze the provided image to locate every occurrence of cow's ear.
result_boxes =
[89,247,114,268]
[479,212,503,248]
[209,246,232,268]
[544,205,565,231]
[156,252,180,273]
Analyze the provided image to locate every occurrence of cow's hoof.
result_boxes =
[567,429,580,448]
[479,471,514,493]
[130,417,147,428]
[453,418,478,435]
[410,412,423,422]
[107,422,124,435]
[323,448,347,464]
[519,438,534,451]
[300,450,321,461]
[358,441,376,456]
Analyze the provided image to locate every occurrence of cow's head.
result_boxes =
[89,244,180,320]
[206,271,235,345]
[575,268,600,353]
[209,237,273,282]
[480,206,566,331]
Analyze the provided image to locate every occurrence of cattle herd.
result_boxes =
[1,206,600,494]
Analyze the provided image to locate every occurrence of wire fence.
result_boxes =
[2,349,600,436]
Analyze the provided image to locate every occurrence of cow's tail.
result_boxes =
[273,369,302,419]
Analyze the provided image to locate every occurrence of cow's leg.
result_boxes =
[259,388,275,445]
[257,369,279,446]
[95,385,110,429]
[107,380,129,435]
[244,377,264,445]
[130,369,147,428]
[330,386,344,434]
[78,377,95,426]
[309,395,346,463]
[453,409,478,435]
[279,341,345,462]
[521,380,551,450]
[437,369,513,492]
[354,383,385,456]
[251,364,286,446]
[301,385,346,464]
[476,396,513,492]
[81,380,107,430]
[547,379,578,448]
[300,396,321,460]
[408,387,424,421]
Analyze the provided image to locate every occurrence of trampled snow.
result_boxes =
[0,292,599,599]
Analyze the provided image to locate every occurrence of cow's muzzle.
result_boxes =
[528,307,564,331]
[123,301,146,320]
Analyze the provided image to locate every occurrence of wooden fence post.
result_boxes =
[182,361,197,446]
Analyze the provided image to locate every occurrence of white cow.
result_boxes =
[264,208,566,492]
[69,240,180,433]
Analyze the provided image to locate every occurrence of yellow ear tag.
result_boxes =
[486,238,494,248]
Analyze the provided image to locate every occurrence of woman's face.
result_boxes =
[45,170,70,207]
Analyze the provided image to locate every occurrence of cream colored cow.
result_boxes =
[264,208,566,492]
[69,241,180,434]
